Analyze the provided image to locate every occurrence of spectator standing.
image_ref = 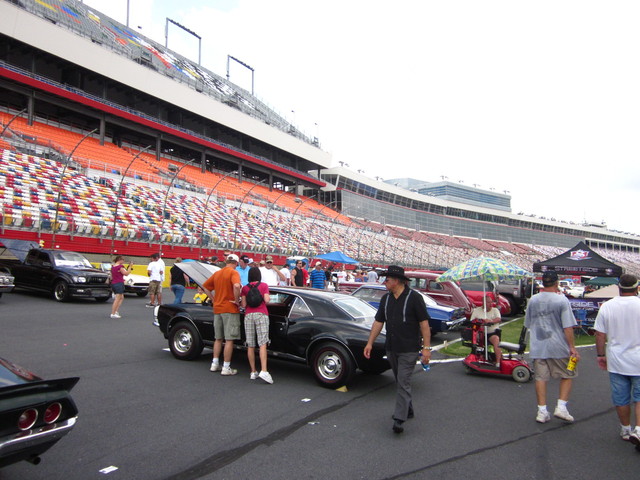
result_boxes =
[146,253,165,307]
[364,265,431,434]
[240,267,273,384]
[236,255,251,286]
[203,254,242,376]
[367,268,379,283]
[291,260,305,287]
[525,271,579,423]
[594,273,640,445]
[110,255,131,318]
[259,256,286,286]
[170,258,189,304]
[279,263,291,286]
[301,261,310,286]
[309,261,327,289]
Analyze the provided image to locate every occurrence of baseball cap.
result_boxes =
[542,271,559,287]
[619,274,639,290]
[226,254,240,263]
[315,261,322,266]
[265,255,274,263]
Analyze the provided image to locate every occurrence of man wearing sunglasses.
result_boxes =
[259,256,286,286]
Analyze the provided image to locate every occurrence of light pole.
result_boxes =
[165,18,202,65]
[305,200,340,254]
[198,172,235,260]
[0,108,27,138]
[226,55,255,95]
[158,158,199,255]
[110,145,153,254]
[284,193,318,254]
[232,179,267,249]
[259,189,289,252]
[52,129,97,246]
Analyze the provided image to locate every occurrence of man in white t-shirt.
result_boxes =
[278,263,291,286]
[366,268,379,283]
[146,253,166,307]
[595,274,640,446]
[259,256,286,286]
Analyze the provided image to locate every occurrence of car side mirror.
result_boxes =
[42,261,52,268]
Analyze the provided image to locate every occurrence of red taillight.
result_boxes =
[44,403,62,424]
[18,409,38,430]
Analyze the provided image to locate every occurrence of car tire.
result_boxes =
[512,365,532,383]
[53,281,70,302]
[168,321,204,360]
[310,343,355,388]
[505,296,518,315]
[136,291,148,297]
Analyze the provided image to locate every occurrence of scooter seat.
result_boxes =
[498,341,522,352]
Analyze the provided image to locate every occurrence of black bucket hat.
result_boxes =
[384,265,410,282]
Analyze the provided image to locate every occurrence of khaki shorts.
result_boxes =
[148,280,162,295]
[533,358,578,381]
[214,313,241,340]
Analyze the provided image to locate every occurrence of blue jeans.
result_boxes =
[171,284,186,304]
[609,372,640,406]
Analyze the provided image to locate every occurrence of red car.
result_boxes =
[458,280,512,316]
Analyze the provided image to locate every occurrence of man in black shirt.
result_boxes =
[364,265,431,434]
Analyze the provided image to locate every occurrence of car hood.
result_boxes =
[175,261,221,288]
[125,273,149,282]
[0,238,40,263]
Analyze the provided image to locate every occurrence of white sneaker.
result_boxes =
[110,313,121,319]
[629,429,640,446]
[621,426,632,442]
[250,372,259,380]
[536,410,551,423]
[553,407,574,422]
[259,371,274,384]
[221,366,237,376]
[209,363,221,372]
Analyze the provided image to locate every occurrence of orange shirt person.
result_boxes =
[203,254,242,376]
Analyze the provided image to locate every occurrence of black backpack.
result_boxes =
[245,282,263,308]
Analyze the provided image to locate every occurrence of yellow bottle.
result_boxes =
[567,356,578,371]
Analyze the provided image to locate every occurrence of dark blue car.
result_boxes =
[351,284,467,333]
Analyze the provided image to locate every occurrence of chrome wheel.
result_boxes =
[172,327,194,354]
[311,343,355,388]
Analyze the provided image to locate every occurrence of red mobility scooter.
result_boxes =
[461,319,533,383]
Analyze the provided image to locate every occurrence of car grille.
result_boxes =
[89,276,108,284]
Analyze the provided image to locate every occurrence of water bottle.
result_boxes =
[419,352,430,372]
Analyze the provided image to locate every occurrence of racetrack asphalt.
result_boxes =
[0,290,638,480]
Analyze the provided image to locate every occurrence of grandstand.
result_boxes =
[1,0,640,277]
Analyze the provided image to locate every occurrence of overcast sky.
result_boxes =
[82,0,640,235]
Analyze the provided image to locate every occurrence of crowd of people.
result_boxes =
[105,251,640,445]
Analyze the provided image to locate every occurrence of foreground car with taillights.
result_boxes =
[0,357,79,468]
[153,262,389,388]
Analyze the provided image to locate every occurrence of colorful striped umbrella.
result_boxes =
[436,257,533,283]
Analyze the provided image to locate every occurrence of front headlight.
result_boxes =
[72,276,87,283]
[125,278,134,286]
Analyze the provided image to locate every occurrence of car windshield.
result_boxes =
[53,252,93,268]
[352,287,386,304]
[333,296,377,320]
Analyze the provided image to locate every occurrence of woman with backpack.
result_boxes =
[240,267,273,384]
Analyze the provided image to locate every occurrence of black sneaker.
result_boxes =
[392,420,404,434]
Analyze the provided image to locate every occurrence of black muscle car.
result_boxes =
[0,357,79,468]
[153,262,389,388]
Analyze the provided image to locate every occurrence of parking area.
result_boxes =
[0,290,638,479]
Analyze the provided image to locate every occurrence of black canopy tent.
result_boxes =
[532,241,623,277]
